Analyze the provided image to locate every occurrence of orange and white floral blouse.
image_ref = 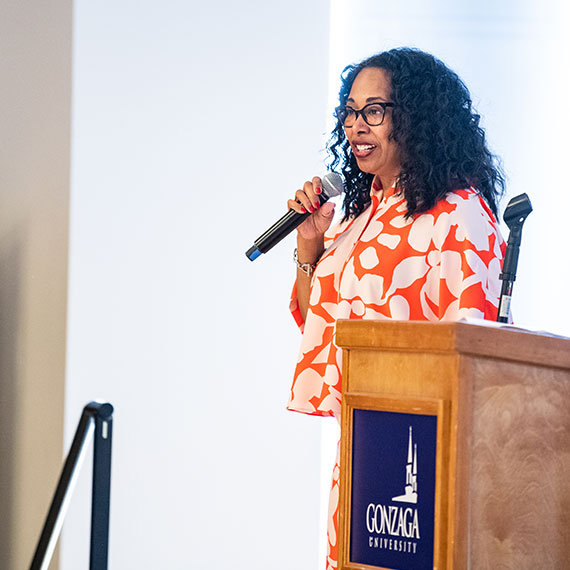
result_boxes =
[288,182,505,418]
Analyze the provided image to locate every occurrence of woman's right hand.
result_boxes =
[287,176,336,241]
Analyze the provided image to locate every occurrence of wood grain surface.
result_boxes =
[335,320,570,371]
[468,357,570,569]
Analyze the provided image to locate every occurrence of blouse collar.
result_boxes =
[370,175,398,202]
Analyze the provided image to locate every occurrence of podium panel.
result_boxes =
[336,320,570,570]
[341,395,449,570]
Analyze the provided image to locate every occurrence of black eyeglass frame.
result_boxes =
[335,102,395,127]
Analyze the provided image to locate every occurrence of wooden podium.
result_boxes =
[336,320,570,570]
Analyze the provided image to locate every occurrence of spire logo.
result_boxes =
[365,426,420,551]
[392,426,418,504]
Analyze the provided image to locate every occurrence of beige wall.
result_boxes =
[0,0,72,568]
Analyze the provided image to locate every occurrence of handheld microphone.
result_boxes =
[245,172,344,261]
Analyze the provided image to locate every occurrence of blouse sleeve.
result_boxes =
[289,281,305,332]
[289,218,347,332]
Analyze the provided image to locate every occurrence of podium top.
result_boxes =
[335,320,570,371]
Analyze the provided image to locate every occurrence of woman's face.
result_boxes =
[344,67,401,186]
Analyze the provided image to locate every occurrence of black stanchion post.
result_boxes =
[89,402,114,570]
[28,401,114,570]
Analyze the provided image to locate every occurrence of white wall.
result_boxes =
[63,1,330,569]
[328,0,570,336]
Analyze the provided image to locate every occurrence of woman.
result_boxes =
[287,48,505,569]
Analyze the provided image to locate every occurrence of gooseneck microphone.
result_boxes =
[496,193,533,323]
[245,172,344,261]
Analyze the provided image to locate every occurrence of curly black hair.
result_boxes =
[328,47,505,221]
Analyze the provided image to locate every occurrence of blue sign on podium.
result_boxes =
[349,409,438,569]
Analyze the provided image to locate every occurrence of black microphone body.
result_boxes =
[245,173,344,261]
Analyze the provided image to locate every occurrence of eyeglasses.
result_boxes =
[335,102,395,127]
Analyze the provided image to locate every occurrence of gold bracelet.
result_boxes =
[294,248,318,277]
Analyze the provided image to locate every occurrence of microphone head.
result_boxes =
[322,172,344,198]
[503,193,533,229]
